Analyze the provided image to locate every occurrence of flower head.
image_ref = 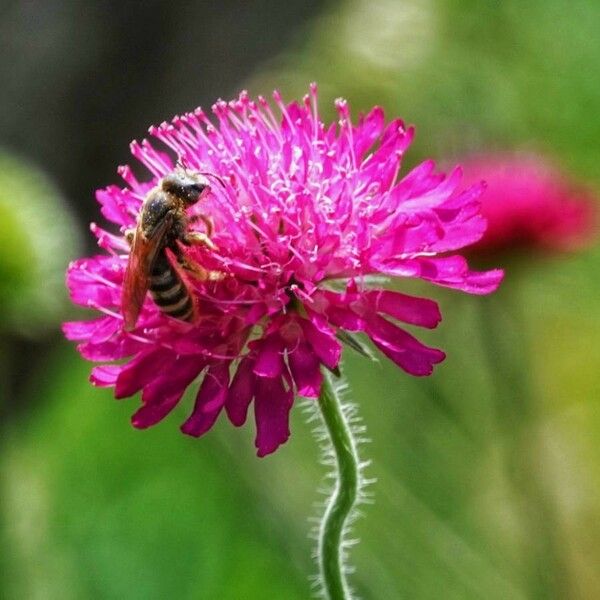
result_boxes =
[64,86,502,456]
[460,153,598,254]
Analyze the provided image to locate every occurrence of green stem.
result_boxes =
[317,372,359,600]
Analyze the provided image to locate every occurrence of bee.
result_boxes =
[121,169,220,331]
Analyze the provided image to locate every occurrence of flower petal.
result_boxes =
[365,290,441,329]
[355,106,385,160]
[376,255,504,295]
[95,185,137,227]
[367,315,445,376]
[254,375,293,457]
[66,256,123,308]
[115,348,175,399]
[78,334,145,362]
[62,316,116,342]
[252,334,285,378]
[300,317,342,370]
[181,363,230,437]
[225,357,256,426]
[131,356,203,429]
[288,341,323,398]
[90,364,122,387]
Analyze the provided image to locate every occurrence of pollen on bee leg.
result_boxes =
[188,213,215,237]
[207,270,226,282]
[124,228,135,246]
[180,258,210,281]
[180,256,225,283]
[185,231,218,250]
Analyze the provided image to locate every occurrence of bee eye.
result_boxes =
[162,174,210,203]
[184,183,208,203]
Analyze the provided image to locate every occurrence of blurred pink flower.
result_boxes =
[461,154,598,253]
[64,86,502,456]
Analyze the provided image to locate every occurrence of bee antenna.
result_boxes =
[196,171,227,189]
[174,157,227,189]
[176,156,192,171]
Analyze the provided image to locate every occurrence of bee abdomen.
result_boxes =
[150,255,194,322]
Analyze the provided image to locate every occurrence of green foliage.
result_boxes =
[0,152,80,336]
[1,345,308,599]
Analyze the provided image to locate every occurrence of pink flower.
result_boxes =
[460,153,598,253]
[64,85,502,456]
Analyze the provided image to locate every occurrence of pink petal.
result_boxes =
[252,334,285,378]
[373,213,444,257]
[288,341,323,398]
[392,160,441,201]
[90,223,128,252]
[355,106,385,160]
[418,256,504,294]
[181,363,230,437]
[78,334,145,362]
[254,375,293,457]
[131,356,203,429]
[367,315,445,376]
[365,290,441,329]
[373,339,445,376]
[376,255,504,295]
[316,300,365,332]
[115,349,175,399]
[396,165,462,211]
[90,364,122,387]
[427,186,488,252]
[95,186,136,227]
[450,268,505,294]
[299,317,342,370]
[66,257,123,308]
[62,316,116,342]
[225,357,256,426]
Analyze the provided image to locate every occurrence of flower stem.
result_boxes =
[317,372,359,600]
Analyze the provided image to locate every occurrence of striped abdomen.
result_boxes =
[149,252,195,322]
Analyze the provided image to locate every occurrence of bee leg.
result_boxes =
[180,258,224,282]
[124,228,135,246]
[184,231,218,251]
[188,214,215,237]
[181,259,208,281]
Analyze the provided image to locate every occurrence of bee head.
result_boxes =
[162,173,211,205]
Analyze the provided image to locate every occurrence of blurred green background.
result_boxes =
[1,1,599,598]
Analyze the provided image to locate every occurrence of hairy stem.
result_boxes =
[317,372,360,600]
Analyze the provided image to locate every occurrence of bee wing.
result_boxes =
[122,214,173,331]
